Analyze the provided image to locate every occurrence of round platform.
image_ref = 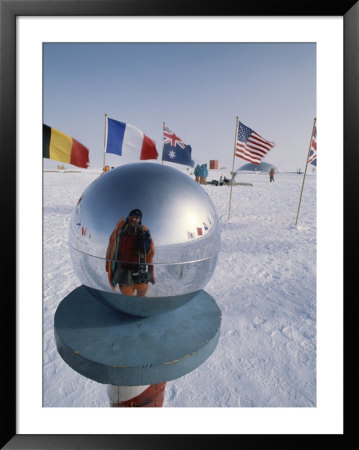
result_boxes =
[54,286,221,386]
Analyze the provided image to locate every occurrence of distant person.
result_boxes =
[198,164,204,184]
[105,209,155,297]
[194,164,201,183]
[200,164,208,184]
[103,165,110,173]
[269,168,275,182]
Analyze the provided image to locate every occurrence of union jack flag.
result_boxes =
[162,124,194,167]
[308,125,317,166]
[163,126,186,149]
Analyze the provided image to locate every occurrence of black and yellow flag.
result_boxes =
[43,124,89,168]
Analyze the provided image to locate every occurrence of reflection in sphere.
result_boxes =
[69,162,220,315]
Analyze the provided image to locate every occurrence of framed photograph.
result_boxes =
[1,0,356,448]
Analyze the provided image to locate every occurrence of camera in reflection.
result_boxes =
[131,264,151,284]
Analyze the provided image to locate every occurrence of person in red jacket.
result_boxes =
[105,209,155,296]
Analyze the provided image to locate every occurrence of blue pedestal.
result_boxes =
[54,286,221,386]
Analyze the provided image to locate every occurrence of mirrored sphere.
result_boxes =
[69,162,220,315]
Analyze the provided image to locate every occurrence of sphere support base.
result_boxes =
[54,285,221,387]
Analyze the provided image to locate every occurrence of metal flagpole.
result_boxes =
[228,116,239,221]
[162,122,165,165]
[103,113,108,169]
[295,117,317,226]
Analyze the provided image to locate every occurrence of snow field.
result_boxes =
[43,169,316,408]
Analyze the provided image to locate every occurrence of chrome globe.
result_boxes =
[69,162,220,315]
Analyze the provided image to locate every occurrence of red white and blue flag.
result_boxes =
[308,125,317,166]
[162,125,194,167]
[105,117,158,160]
[236,121,275,165]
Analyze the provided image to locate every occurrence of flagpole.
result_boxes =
[103,113,108,169]
[228,116,239,221]
[162,122,165,165]
[295,117,317,226]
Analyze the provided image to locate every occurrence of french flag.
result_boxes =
[105,117,158,160]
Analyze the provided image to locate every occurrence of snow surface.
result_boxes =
[43,168,316,408]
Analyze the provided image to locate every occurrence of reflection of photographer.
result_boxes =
[105,209,155,296]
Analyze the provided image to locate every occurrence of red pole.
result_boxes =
[107,383,166,407]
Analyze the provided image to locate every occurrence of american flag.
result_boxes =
[236,121,275,165]
[307,125,317,166]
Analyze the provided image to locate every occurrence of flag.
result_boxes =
[162,125,194,167]
[43,124,89,168]
[235,121,275,165]
[308,125,317,166]
[105,117,158,160]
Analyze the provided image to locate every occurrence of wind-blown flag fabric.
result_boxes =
[43,124,89,168]
[105,117,158,160]
[236,121,275,165]
[162,125,194,167]
[307,125,317,166]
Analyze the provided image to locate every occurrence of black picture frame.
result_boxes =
[1,1,356,448]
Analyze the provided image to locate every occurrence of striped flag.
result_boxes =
[43,124,89,168]
[105,117,158,160]
[235,121,275,165]
[308,125,317,166]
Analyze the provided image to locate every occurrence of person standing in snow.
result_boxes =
[199,165,203,184]
[194,164,201,183]
[269,168,275,182]
[105,208,155,296]
[199,164,208,184]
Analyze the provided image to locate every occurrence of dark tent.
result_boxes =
[238,162,278,172]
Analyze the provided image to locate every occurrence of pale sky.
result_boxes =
[43,42,316,171]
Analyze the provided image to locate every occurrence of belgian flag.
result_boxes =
[43,124,89,168]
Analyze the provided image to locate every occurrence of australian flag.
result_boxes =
[162,125,194,167]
